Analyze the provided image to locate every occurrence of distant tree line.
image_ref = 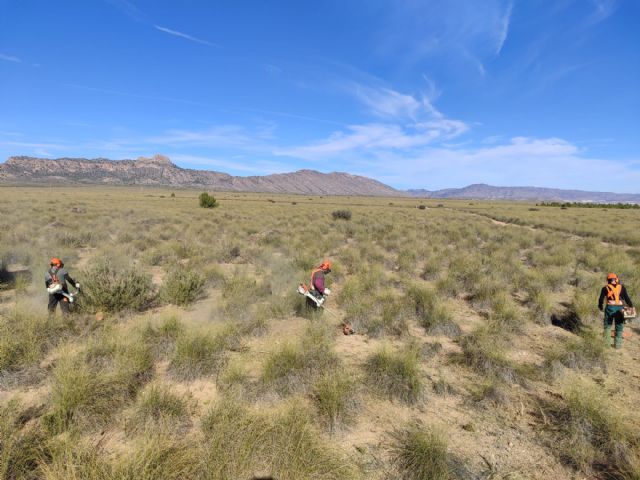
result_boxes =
[537,201,640,209]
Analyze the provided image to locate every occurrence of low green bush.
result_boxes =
[160,267,205,306]
[80,257,154,313]
[332,209,352,221]
[199,192,218,208]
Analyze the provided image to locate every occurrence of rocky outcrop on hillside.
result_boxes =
[0,155,400,196]
[409,183,640,203]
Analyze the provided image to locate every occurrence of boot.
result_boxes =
[614,325,624,349]
[603,326,612,347]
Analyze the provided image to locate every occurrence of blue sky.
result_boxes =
[1,0,638,191]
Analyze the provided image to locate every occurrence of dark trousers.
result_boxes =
[48,293,70,316]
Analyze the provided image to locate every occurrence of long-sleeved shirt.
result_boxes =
[598,284,633,310]
[45,267,77,293]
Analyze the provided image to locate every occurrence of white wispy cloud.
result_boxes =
[353,84,423,119]
[587,0,618,24]
[103,0,147,22]
[154,25,219,47]
[0,53,21,63]
[277,84,467,159]
[298,136,640,193]
[495,2,513,55]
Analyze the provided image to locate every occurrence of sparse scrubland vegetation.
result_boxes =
[1,187,640,479]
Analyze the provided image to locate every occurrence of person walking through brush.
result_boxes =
[598,273,635,349]
[45,257,80,317]
[308,260,332,307]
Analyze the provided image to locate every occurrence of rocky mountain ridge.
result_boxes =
[408,183,640,203]
[0,155,400,196]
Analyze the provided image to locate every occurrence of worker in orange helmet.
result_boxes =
[308,260,332,308]
[598,273,635,349]
[45,257,80,317]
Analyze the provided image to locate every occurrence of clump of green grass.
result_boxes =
[459,327,518,383]
[0,305,66,373]
[220,273,267,320]
[311,372,358,432]
[169,331,228,380]
[45,336,154,433]
[159,267,205,306]
[405,285,461,338]
[40,434,204,480]
[526,283,553,324]
[364,345,422,404]
[140,314,185,358]
[0,399,49,480]
[262,323,339,395]
[543,329,607,378]
[44,353,117,433]
[201,398,358,480]
[545,378,640,477]
[80,257,154,313]
[387,422,463,480]
[487,293,521,333]
[128,383,190,433]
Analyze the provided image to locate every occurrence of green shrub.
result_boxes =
[199,192,218,208]
[332,209,352,221]
[388,422,458,480]
[364,346,422,404]
[80,257,153,313]
[160,267,205,306]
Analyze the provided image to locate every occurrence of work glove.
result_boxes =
[324,288,331,296]
[75,283,80,289]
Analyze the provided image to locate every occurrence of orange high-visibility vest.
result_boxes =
[606,284,623,305]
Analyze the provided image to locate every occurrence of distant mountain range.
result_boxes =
[1,155,639,202]
[408,184,640,203]
[0,155,398,196]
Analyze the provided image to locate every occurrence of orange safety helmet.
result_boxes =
[319,260,332,271]
[50,257,63,267]
[607,273,619,282]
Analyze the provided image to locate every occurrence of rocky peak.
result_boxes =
[135,154,175,167]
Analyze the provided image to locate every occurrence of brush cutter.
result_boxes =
[297,283,325,307]
[46,283,80,303]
